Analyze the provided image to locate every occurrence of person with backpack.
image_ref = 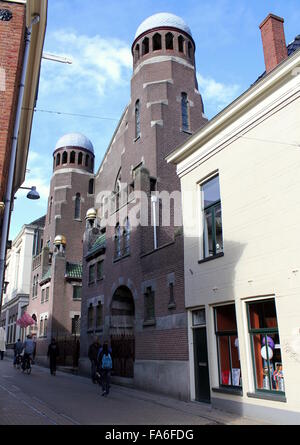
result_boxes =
[99,342,112,396]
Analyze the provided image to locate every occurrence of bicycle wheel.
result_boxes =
[26,364,31,375]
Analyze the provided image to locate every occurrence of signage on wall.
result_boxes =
[0,9,13,21]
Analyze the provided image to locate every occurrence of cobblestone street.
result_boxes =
[0,358,269,425]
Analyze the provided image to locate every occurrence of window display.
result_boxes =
[214,304,241,388]
[247,299,284,394]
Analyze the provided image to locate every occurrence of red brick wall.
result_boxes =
[259,14,288,74]
[0,1,26,207]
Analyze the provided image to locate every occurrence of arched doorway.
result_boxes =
[110,286,135,378]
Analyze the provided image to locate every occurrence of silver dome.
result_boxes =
[55,133,94,154]
[135,12,192,40]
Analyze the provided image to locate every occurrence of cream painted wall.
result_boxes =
[179,70,300,415]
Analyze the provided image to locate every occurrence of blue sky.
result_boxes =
[9,0,300,239]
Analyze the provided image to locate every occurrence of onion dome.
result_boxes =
[86,208,97,220]
[54,235,67,246]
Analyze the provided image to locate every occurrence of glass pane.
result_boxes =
[214,203,223,254]
[202,176,220,208]
[203,209,213,257]
[230,335,241,386]
[215,304,237,332]
[252,333,284,392]
[192,309,206,326]
[218,336,231,385]
[249,299,277,330]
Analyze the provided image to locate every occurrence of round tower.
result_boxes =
[52,133,95,174]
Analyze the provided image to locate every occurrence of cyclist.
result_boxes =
[13,338,23,368]
[22,335,36,372]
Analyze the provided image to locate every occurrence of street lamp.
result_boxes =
[19,186,40,200]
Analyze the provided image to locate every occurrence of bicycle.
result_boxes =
[15,354,22,371]
[22,354,32,375]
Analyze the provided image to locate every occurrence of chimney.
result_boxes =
[259,13,288,74]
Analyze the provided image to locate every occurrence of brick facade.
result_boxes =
[0,0,26,238]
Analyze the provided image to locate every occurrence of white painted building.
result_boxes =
[0,216,45,345]
[167,15,300,424]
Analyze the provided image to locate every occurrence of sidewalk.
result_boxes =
[0,357,270,425]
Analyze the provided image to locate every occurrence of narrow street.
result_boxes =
[0,358,268,425]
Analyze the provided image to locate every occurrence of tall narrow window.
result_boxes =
[56,153,61,166]
[41,289,45,304]
[165,32,174,50]
[78,152,83,165]
[45,287,49,302]
[202,175,223,258]
[49,197,53,224]
[70,151,76,164]
[153,33,162,51]
[39,318,44,338]
[74,193,81,219]
[247,299,284,394]
[96,303,103,328]
[142,37,149,55]
[114,224,121,259]
[135,100,140,139]
[123,217,130,255]
[87,304,94,330]
[188,41,193,59]
[62,151,68,164]
[73,286,82,300]
[135,44,140,62]
[181,92,189,132]
[72,315,81,335]
[88,264,95,285]
[144,287,155,322]
[44,317,48,337]
[85,154,90,167]
[178,35,184,53]
[97,261,103,281]
[214,304,241,388]
[88,179,94,195]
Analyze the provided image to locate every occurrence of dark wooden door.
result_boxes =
[193,327,210,403]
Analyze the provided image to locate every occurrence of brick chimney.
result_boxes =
[259,13,288,74]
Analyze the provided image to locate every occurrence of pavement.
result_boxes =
[0,357,270,426]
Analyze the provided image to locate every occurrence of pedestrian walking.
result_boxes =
[47,338,59,376]
[99,342,112,397]
[13,338,23,366]
[0,327,6,360]
[88,336,101,384]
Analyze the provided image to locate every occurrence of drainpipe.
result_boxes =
[0,15,40,318]
[151,195,158,250]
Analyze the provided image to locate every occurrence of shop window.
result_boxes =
[73,286,82,300]
[142,37,149,55]
[87,305,94,330]
[144,287,155,322]
[202,175,223,259]
[96,303,103,328]
[72,315,81,335]
[181,92,190,132]
[153,33,162,51]
[165,32,174,50]
[247,299,284,394]
[214,304,241,388]
[88,264,95,285]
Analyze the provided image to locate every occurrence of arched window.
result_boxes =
[178,35,184,53]
[85,154,89,167]
[88,179,94,195]
[62,151,68,164]
[181,92,189,132]
[165,32,174,50]
[135,44,140,62]
[87,304,94,330]
[70,151,76,164]
[153,33,162,51]
[56,153,61,167]
[91,157,94,172]
[74,193,81,219]
[142,37,149,55]
[188,41,193,59]
[135,99,140,139]
[114,223,121,259]
[78,152,83,165]
[123,217,130,255]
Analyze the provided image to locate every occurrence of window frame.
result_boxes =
[246,298,284,396]
[214,303,242,390]
[144,287,155,322]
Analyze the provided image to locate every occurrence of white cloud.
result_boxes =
[197,73,241,115]
[40,31,132,98]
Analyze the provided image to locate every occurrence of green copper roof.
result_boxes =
[87,233,106,258]
[66,262,83,280]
